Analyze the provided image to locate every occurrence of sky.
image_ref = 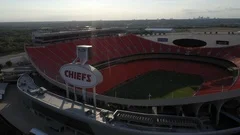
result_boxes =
[0,0,240,22]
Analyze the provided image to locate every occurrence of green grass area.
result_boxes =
[104,70,203,99]
[159,87,195,99]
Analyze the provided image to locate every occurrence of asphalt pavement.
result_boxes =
[0,52,26,65]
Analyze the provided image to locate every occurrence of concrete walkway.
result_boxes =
[0,85,73,135]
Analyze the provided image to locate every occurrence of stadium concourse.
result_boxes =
[25,34,240,98]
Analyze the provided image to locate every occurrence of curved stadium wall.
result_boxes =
[25,34,240,106]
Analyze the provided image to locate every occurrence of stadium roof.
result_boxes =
[145,28,173,32]
[1,66,35,73]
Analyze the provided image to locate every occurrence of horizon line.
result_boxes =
[1,17,240,23]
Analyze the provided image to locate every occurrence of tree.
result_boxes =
[5,61,12,67]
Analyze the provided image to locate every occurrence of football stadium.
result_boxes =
[15,28,240,135]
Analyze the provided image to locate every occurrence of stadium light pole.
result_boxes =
[82,88,86,109]
[93,87,97,119]
[148,93,151,100]
[66,83,69,98]
[74,86,77,101]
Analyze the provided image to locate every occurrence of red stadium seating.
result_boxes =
[25,34,240,96]
[120,36,137,55]
[127,35,146,53]
[105,36,128,57]
[96,60,232,94]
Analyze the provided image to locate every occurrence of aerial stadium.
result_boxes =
[16,28,240,135]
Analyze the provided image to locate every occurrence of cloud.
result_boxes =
[226,7,240,11]
[182,9,203,13]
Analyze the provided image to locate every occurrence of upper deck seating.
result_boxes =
[128,35,146,53]
[26,34,240,96]
[96,60,232,94]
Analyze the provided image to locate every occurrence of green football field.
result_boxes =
[104,70,203,99]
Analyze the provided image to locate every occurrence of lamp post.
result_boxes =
[148,93,151,100]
